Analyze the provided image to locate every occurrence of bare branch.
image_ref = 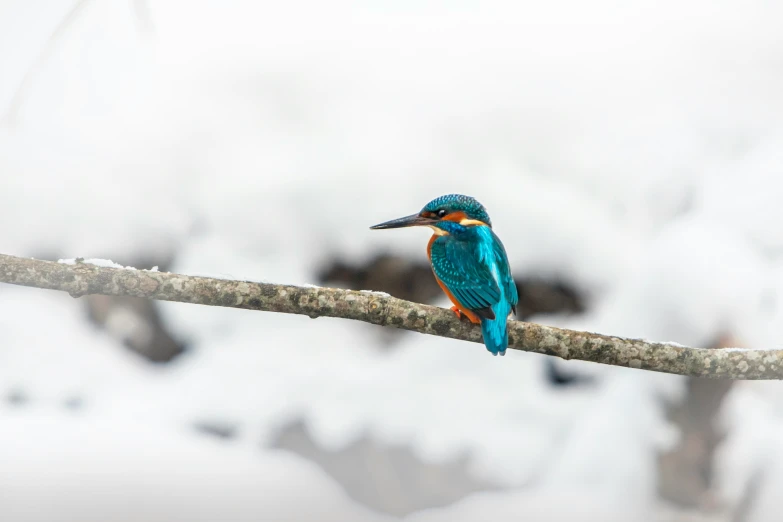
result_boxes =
[0,253,780,379]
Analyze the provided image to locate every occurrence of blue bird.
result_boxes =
[371,194,518,355]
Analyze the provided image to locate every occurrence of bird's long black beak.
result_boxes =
[370,213,433,230]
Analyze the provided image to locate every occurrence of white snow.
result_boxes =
[0,411,389,522]
[57,258,137,270]
[4,0,783,520]
[179,270,239,281]
[407,488,646,522]
[359,289,391,297]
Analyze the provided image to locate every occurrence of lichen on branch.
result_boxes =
[0,253,780,380]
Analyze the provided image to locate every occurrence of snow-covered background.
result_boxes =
[2,1,783,521]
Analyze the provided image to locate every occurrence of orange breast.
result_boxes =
[427,234,481,324]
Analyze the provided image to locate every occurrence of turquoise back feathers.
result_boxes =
[429,224,518,355]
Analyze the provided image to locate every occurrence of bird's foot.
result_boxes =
[451,305,481,324]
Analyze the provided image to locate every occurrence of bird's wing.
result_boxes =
[490,230,519,315]
[430,236,502,319]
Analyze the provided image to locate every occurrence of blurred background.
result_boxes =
[2,1,783,521]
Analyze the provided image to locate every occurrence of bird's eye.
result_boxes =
[436,209,447,218]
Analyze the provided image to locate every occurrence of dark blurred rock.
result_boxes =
[514,279,585,320]
[545,359,596,388]
[63,395,85,411]
[5,388,28,407]
[85,294,186,363]
[193,420,239,440]
[318,253,442,305]
[657,333,739,512]
[82,257,187,363]
[271,419,499,517]
[31,251,186,363]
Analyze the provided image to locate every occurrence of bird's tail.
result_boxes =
[480,301,510,356]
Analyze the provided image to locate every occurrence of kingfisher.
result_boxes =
[371,194,518,355]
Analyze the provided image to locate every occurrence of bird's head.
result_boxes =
[370,194,492,234]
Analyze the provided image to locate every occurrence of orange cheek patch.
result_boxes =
[427,234,437,258]
[442,211,468,222]
[442,211,488,227]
